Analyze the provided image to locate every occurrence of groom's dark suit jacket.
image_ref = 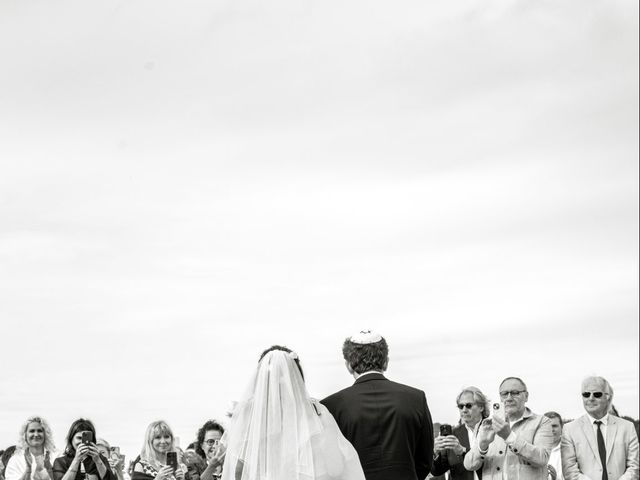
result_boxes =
[321,373,434,480]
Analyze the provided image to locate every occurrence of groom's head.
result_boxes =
[342,330,389,376]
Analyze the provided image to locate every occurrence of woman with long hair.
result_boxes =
[4,416,56,480]
[52,419,115,480]
[220,346,365,480]
[131,421,186,480]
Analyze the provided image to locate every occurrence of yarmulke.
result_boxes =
[349,329,383,345]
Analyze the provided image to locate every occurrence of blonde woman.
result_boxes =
[4,416,56,480]
[132,422,186,480]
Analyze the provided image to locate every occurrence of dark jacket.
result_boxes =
[52,454,116,480]
[322,373,434,480]
[431,423,482,480]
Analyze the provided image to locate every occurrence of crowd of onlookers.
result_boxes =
[1,382,637,480]
[0,418,226,480]
[0,350,638,480]
[428,379,639,480]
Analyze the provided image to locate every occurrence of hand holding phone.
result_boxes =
[166,452,178,472]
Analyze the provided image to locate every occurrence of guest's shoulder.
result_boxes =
[611,415,638,433]
[52,455,68,467]
[563,415,588,434]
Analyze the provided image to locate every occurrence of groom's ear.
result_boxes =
[344,360,355,375]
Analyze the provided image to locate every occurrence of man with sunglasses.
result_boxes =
[432,387,489,480]
[561,376,639,480]
[464,377,554,480]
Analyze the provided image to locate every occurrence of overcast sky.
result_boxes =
[0,0,638,460]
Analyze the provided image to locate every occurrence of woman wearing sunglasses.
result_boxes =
[432,386,490,480]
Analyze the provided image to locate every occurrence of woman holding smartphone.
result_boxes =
[52,419,115,480]
[131,421,186,480]
[4,416,56,480]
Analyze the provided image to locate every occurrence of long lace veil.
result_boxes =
[220,350,365,480]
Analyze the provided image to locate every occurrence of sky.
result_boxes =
[0,0,638,462]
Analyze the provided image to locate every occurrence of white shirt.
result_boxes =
[548,443,563,480]
[465,423,480,480]
[4,450,54,480]
[355,370,383,379]
[587,413,609,448]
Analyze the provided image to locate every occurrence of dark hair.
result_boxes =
[195,420,225,459]
[499,377,528,392]
[342,337,388,374]
[64,419,96,457]
[544,411,564,426]
[259,345,304,379]
[0,446,14,478]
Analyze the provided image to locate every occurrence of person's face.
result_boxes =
[201,430,222,459]
[549,417,563,444]
[582,379,610,419]
[26,422,45,449]
[71,431,92,450]
[152,432,172,454]
[499,379,528,419]
[96,445,109,458]
[458,393,484,426]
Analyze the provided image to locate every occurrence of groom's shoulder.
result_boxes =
[385,378,427,399]
[321,384,354,406]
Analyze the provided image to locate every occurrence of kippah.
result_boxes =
[349,329,383,345]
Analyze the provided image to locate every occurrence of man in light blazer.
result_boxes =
[464,377,555,480]
[561,376,639,480]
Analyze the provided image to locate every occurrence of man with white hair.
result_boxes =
[561,376,639,480]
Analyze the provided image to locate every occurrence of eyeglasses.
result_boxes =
[582,392,606,399]
[457,403,475,410]
[203,439,220,446]
[499,390,526,398]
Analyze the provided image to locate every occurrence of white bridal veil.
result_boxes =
[221,350,365,480]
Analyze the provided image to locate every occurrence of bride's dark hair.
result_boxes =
[259,345,304,380]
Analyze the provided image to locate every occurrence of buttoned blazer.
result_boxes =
[561,415,639,480]
[464,410,554,480]
[432,423,482,480]
[321,373,434,480]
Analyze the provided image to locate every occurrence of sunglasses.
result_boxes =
[582,392,606,399]
[457,403,475,410]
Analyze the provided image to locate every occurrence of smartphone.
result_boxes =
[81,431,94,445]
[439,424,453,436]
[492,402,504,420]
[166,452,178,471]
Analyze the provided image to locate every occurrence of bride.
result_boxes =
[220,345,365,480]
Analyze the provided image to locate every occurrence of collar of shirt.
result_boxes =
[356,370,383,379]
[587,413,609,426]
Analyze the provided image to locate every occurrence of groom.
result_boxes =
[321,330,434,480]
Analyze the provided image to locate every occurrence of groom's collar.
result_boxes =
[354,371,386,384]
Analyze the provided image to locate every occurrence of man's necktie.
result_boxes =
[594,421,608,480]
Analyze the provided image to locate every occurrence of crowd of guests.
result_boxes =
[0,331,638,480]
[0,418,226,480]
